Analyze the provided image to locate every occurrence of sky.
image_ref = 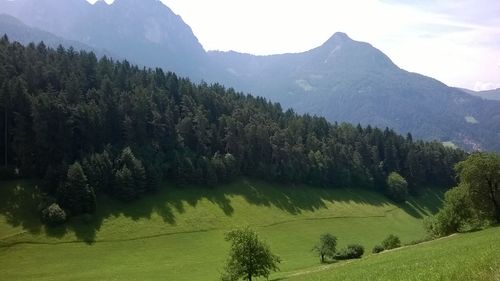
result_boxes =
[89,0,500,91]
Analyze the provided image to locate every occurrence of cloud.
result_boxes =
[380,0,500,25]
[474,81,500,91]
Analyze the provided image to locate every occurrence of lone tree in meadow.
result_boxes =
[313,233,337,263]
[221,227,280,281]
[455,153,500,223]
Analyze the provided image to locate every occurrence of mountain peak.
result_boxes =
[324,32,352,45]
[331,32,350,39]
[93,0,109,5]
[112,0,162,6]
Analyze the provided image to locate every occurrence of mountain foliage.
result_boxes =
[0,37,465,216]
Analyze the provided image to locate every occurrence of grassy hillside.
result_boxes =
[282,226,500,281]
[0,180,442,280]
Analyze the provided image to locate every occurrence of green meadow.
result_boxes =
[1,179,444,280]
[282,226,500,281]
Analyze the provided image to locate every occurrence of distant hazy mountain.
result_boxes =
[1,0,500,151]
[0,14,114,57]
[209,33,500,151]
[458,88,500,101]
[0,0,208,79]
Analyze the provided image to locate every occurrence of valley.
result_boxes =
[0,180,442,280]
[0,1,499,280]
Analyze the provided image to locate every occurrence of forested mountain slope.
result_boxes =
[0,14,111,57]
[0,38,464,212]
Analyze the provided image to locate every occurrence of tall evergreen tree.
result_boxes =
[59,162,96,215]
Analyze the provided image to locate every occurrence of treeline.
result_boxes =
[0,36,465,215]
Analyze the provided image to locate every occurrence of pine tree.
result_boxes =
[60,162,96,215]
[113,147,147,200]
[114,165,135,201]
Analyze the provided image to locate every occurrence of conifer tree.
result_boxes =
[60,162,96,215]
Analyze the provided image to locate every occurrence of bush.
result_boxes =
[424,184,479,237]
[386,172,408,202]
[335,244,364,260]
[382,234,401,250]
[41,203,67,226]
[372,245,384,254]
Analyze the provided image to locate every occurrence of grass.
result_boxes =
[281,227,500,281]
[0,179,443,280]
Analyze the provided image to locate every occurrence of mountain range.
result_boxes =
[1,0,499,151]
[0,13,115,57]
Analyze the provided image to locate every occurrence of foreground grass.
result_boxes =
[282,227,500,281]
[0,179,442,280]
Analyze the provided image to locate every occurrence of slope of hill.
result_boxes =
[1,0,499,151]
[0,179,443,281]
[459,87,500,101]
[282,226,500,281]
[0,14,113,57]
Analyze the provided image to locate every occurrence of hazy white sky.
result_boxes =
[89,0,500,90]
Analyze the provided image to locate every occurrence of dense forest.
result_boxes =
[0,36,466,217]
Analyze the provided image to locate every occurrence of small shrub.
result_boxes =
[335,244,364,260]
[41,203,67,226]
[372,245,384,254]
[382,234,401,250]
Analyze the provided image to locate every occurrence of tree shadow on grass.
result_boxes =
[399,187,445,218]
[0,180,43,236]
[0,179,444,245]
